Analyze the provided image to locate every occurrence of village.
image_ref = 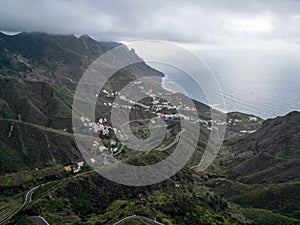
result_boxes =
[99,86,259,130]
[64,161,85,173]
[70,85,260,168]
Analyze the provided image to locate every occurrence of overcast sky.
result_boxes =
[1,0,300,50]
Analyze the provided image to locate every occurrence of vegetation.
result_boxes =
[0,32,299,225]
[0,193,23,223]
[241,208,299,225]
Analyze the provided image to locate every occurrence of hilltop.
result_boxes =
[0,32,163,89]
[229,111,300,157]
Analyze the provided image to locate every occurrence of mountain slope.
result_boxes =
[0,78,75,129]
[0,119,82,175]
[20,172,243,225]
[208,111,300,222]
[0,32,107,84]
[0,32,165,129]
[0,32,163,89]
[228,111,300,158]
[223,111,300,183]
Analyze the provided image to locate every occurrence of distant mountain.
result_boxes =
[228,111,300,158]
[223,111,300,182]
[207,111,300,222]
[0,32,104,84]
[0,32,164,129]
[0,32,162,89]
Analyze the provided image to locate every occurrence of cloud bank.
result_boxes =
[1,0,300,48]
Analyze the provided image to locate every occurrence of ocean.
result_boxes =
[150,50,300,119]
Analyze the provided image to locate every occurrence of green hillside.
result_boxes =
[0,32,299,225]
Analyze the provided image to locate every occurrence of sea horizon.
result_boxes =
[150,49,300,119]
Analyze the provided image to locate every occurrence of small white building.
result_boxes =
[249,116,258,122]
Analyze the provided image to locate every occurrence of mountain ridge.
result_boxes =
[0,31,299,225]
[0,32,162,89]
[228,110,300,158]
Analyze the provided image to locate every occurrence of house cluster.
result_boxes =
[227,116,259,134]
[203,120,228,131]
[118,94,151,110]
[102,89,120,97]
[102,93,201,123]
[64,161,85,173]
[248,116,258,122]
[80,116,113,136]
[80,116,127,141]
[99,92,235,132]
[91,139,119,154]
[82,90,262,161]
[228,116,258,125]
[227,118,242,126]
[98,85,262,134]
[89,142,122,166]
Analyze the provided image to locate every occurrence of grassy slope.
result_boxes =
[0,193,23,223]
[19,172,242,225]
[0,119,82,175]
[0,78,75,129]
[209,118,300,224]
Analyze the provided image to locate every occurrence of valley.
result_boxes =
[0,32,299,225]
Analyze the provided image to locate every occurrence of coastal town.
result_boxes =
[71,85,261,167]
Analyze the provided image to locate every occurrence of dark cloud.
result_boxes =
[0,0,299,47]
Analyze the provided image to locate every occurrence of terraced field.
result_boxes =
[0,194,23,223]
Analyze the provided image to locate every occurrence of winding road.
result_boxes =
[0,174,89,225]
[0,186,39,225]
[155,128,185,151]
[113,215,165,225]
[144,128,185,155]
[29,216,49,225]
[1,183,166,225]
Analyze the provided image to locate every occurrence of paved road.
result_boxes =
[0,186,39,225]
[0,175,92,225]
[113,215,164,225]
[145,129,185,155]
[29,216,49,225]
[155,129,185,151]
